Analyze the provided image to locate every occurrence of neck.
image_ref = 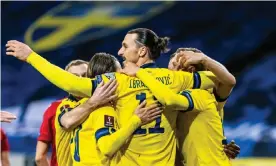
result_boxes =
[136,58,154,67]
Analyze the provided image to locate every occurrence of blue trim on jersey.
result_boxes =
[95,127,116,142]
[96,75,103,84]
[222,139,228,145]
[133,128,147,134]
[91,79,98,95]
[57,110,66,127]
[192,72,201,89]
[68,94,79,102]
[213,88,229,102]
[140,62,158,68]
[180,91,194,112]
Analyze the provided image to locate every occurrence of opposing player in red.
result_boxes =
[1,128,11,166]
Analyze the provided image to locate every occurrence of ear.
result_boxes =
[138,46,147,57]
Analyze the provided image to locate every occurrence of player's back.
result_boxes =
[55,96,84,166]
[176,89,231,166]
[101,67,196,166]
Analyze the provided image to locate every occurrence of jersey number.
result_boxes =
[73,125,82,162]
[134,93,164,134]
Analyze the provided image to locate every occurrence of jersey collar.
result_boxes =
[68,94,80,102]
[140,62,158,68]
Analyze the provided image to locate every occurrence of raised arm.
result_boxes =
[6,40,93,97]
[182,51,236,100]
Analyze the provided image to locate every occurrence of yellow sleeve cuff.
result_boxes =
[130,115,142,127]
[26,51,39,64]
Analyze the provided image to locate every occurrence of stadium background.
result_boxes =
[1,1,276,165]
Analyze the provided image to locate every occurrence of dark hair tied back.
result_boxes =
[157,37,170,53]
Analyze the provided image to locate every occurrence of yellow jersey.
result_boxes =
[27,52,217,166]
[70,104,142,166]
[176,90,231,166]
[55,95,84,166]
[133,69,231,166]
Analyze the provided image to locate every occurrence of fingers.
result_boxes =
[1,119,12,123]
[145,103,159,110]
[137,100,147,109]
[230,140,240,150]
[224,148,236,159]
[104,80,117,94]
[97,81,104,87]
[148,109,162,117]
[1,111,17,118]
[6,52,15,56]
[7,40,19,44]
[102,80,113,88]
[106,82,118,95]
[147,115,161,123]
[106,94,118,102]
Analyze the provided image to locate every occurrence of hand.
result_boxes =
[120,61,140,77]
[178,51,207,68]
[0,111,17,123]
[224,140,240,159]
[6,40,33,61]
[88,80,118,106]
[134,101,162,125]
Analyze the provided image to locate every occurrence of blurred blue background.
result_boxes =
[1,1,276,165]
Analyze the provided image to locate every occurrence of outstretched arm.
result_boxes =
[182,51,236,100]
[6,40,93,97]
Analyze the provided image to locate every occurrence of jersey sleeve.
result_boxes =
[171,70,217,91]
[1,129,10,152]
[94,107,141,157]
[37,103,58,142]
[136,69,202,111]
[27,52,93,97]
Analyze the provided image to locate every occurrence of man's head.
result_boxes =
[118,28,170,66]
[65,59,88,77]
[87,52,122,78]
[168,47,206,72]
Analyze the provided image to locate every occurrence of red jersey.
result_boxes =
[1,128,10,152]
[38,100,62,166]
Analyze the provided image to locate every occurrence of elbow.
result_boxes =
[165,95,179,107]
[62,121,74,131]
[61,118,74,131]
[228,75,236,87]
[35,155,46,165]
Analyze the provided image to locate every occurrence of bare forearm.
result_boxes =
[202,56,236,86]
[61,102,98,130]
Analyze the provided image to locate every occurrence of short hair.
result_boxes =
[65,59,88,71]
[127,28,170,60]
[170,47,206,71]
[87,52,119,78]
[170,47,202,60]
